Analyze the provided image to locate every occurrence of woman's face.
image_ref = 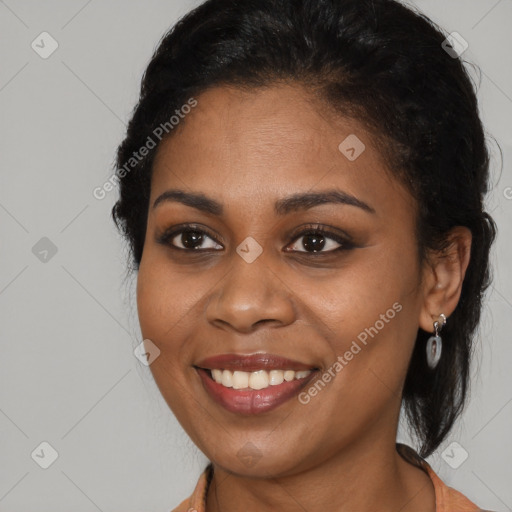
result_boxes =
[137,84,429,476]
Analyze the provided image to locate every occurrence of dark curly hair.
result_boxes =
[111,0,498,458]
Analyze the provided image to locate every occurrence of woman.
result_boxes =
[112,0,498,510]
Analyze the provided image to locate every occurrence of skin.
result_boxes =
[136,84,472,512]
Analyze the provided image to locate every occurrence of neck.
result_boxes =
[205,430,435,512]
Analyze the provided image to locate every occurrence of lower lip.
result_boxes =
[196,368,317,415]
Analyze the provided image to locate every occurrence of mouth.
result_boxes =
[194,353,319,415]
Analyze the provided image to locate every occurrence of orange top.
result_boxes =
[171,444,489,512]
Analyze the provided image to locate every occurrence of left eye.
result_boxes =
[286,230,347,253]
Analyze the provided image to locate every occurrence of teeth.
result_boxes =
[269,369,284,385]
[232,371,249,389]
[221,369,233,388]
[209,369,312,390]
[212,369,223,384]
[284,370,295,382]
[249,370,269,390]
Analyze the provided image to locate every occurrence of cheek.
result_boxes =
[136,255,212,363]
[136,259,185,343]
[136,262,193,408]
[306,248,420,399]
[136,264,162,340]
[306,247,414,334]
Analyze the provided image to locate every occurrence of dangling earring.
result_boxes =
[426,314,446,369]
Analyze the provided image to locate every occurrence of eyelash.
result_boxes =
[156,223,355,255]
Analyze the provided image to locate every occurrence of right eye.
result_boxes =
[157,225,224,251]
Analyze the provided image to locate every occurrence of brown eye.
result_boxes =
[287,226,352,254]
[170,230,223,250]
[290,232,340,252]
[157,225,223,251]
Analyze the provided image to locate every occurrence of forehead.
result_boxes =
[154,84,370,168]
[150,84,413,218]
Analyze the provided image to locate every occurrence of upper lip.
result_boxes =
[195,353,318,372]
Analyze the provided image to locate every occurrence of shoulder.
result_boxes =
[170,464,213,512]
[396,443,493,512]
[424,463,484,512]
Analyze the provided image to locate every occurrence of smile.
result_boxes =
[210,368,312,389]
[195,353,319,414]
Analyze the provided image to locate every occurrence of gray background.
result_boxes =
[0,1,511,511]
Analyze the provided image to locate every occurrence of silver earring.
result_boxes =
[426,314,446,369]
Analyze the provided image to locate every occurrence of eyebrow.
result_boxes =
[152,189,376,215]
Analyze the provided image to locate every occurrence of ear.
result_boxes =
[418,226,472,333]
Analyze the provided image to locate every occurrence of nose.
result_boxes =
[206,254,296,333]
